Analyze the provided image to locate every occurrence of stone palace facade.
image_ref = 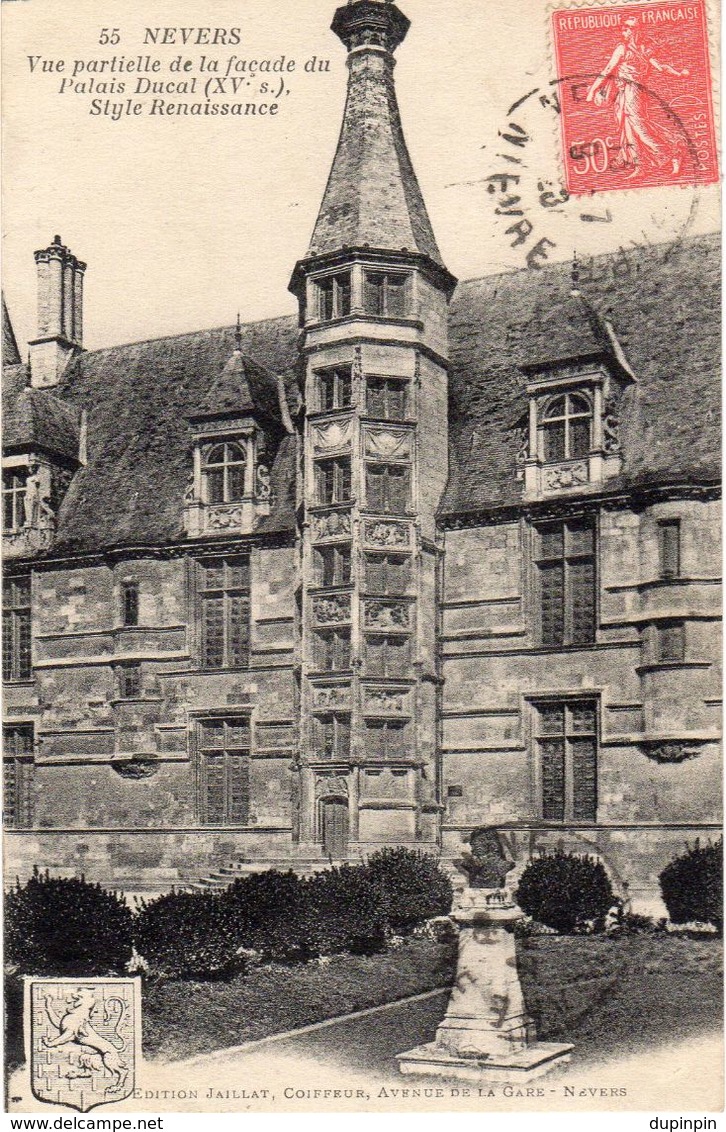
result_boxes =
[3,0,721,910]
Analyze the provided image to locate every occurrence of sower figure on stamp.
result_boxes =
[585,15,690,176]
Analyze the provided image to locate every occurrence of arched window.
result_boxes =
[204,442,247,504]
[541,393,592,462]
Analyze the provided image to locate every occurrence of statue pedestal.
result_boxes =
[397,889,573,1082]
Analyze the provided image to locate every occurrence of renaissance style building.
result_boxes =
[2,0,721,911]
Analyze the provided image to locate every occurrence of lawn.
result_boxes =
[140,932,722,1065]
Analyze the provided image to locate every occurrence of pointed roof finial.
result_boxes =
[235,311,242,351]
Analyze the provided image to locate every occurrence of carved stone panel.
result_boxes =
[314,685,351,708]
[312,510,352,542]
[364,687,407,714]
[313,594,351,625]
[205,504,245,530]
[364,599,410,630]
[313,419,354,452]
[542,460,589,491]
[315,774,349,799]
[364,428,412,461]
[363,520,409,548]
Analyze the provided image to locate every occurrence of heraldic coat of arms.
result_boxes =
[27,978,140,1111]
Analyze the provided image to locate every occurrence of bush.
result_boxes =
[223,870,306,961]
[134,889,242,980]
[659,839,723,933]
[363,847,453,934]
[5,868,133,976]
[303,866,387,956]
[515,851,615,934]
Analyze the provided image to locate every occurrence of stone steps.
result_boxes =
[190,856,335,892]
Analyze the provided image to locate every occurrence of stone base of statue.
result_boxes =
[397,888,573,1083]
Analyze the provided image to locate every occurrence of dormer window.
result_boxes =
[540,393,592,462]
[204,442,247,504]
[363,271,409,318]
[2,469,27,532]
[317,272,351,321]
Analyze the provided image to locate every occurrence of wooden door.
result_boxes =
[321,797,349,858]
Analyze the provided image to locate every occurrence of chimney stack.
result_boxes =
[29,235,86,388]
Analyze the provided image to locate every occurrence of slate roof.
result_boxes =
[2,294,21,366]
[307,45,444,268]
[2,232,719,557]
[441,232,721,518]
[3,366,80,464]
[3,317,300,555]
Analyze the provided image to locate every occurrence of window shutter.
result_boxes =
[387,381,406,420]
[364,273,384,315]
[540,563,564,647]
[337,714,351,758]
[204,755,226,824]
[540,739,565,820]
[570,561,595,644]
[366,722,385,760]
[367,466,386,511]
[387,466,409,513]
[367,378,386,418]
[202,596,225,668]
[365,555,385,594]
[227,755,250,824]
[229,595,251,667]
[386,275,407,318]
[338,460,352,501]
[335,630,351,670]
[2,618,13,682]
[367,636,384,676]
[571,738,597,821]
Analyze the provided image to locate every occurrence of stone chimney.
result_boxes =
[29,235,86,388]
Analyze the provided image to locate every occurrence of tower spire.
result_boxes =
[306,0,445,270]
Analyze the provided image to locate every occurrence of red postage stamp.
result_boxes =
[552,1,718,193]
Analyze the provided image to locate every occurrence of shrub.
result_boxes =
[222,870,306,961]
[134,889,242,980]
[659,839,723,933]
[363,847,453,933]
[5,868,133,976]
[303,866,387,956]
[515,851,615,934]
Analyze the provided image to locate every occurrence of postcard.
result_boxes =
[2,0,721,1118]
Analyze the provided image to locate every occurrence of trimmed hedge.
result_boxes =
[659,839,723,932]
[5,868,133,976]
[134,889,243,980]
[364,847,453,933]
[515,851,615,934]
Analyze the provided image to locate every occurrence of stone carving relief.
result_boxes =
[111,758,159,779]
[315,774,349,799]
[365,429,411,460]
[315,685,351,708]
[256,464,272,500]
[365,600,409,629]
[543,461,589,491]
[206,505,245,530]
[602,402,621,454]
[364,520,409,547]
[365,688,405,713]
[641,741,700,764]
[312,510,352,542]
[313,419,354,452]
[313,594,351,625]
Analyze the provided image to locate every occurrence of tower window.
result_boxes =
[199,556,251,670]
[317,366,352,411]
[658,520,681,579]
[3,575,31,681]
[117,662,142,699]
[121,582,139,627]
[657,621,685,663]
[366,377,407,420]
[314,544,352,587]
[3,469,28,532]
[365,720,407,759]
[540,393,592,462]
[365,553,410,595]
[203,442,247,504]
[363,271,409,318]
[366,463,410,514]
[366,633,410,677]
[314,713,351,760]
[317,273,351,321]
[315,458,352,505]
[315,629,351,672]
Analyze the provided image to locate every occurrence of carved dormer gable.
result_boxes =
[183,331,294,538]
[519,291,635,499]
[2,375,82,558]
